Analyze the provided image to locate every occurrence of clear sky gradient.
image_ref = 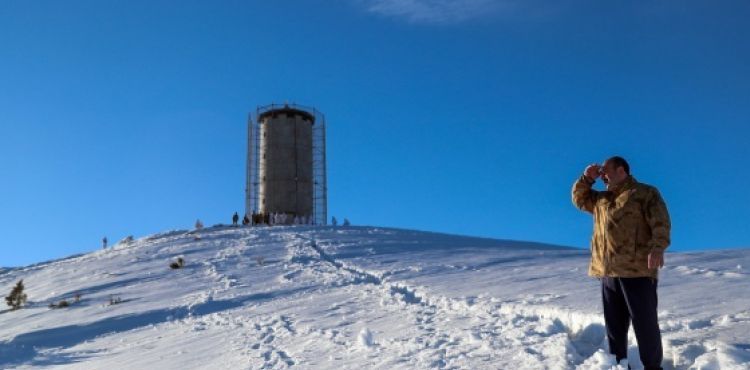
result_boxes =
[2,1,749,266]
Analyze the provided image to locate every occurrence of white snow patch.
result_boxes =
[0,226,748,369]
[357,327,374,347]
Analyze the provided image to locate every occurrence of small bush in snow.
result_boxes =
[343,218,351,226]
[109,295,123,305]
[170,257,185,269]
[5,280,27,310]
[255,256,265,266]
[49,299,70,309]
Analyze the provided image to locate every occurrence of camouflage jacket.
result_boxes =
[572,175,671,278]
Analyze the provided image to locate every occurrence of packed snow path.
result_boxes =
[1,226,748,369]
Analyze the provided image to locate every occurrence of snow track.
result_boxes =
[278,235,615,369]
[276,231,750,369]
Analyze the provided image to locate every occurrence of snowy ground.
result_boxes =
[1,226,748,369]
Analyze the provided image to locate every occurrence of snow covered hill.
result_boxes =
[1,226,748,369]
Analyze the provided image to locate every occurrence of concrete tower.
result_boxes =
[246,104,327,225]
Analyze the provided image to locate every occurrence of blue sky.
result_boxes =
[1,1,749,266]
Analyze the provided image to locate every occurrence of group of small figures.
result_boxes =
[232,212,318,226]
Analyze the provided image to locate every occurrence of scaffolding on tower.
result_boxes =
[245,103,327,226]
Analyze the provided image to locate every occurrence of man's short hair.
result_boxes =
[606,156,630,175]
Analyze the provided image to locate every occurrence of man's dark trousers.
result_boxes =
[601,277,663,370]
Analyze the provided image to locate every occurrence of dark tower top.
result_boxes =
[258,106,315,125]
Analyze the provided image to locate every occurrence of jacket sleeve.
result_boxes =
[572,175,598,214]
[645,188,671,253]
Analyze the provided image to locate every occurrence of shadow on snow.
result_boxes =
[0,286,310,367]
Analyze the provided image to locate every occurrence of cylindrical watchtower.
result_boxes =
[246,104,327,225]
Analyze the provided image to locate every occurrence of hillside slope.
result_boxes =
[1,226,748,369]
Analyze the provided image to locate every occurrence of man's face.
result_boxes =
[599,160,626,189]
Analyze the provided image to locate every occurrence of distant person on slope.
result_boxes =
[572,156,671,370]
[232,212,239,225]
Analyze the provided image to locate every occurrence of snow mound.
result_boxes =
[1,225,749,369]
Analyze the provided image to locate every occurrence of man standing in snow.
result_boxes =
[232,212,239,225]
[572,156,670,370]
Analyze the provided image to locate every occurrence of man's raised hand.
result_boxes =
[584,164,601,182]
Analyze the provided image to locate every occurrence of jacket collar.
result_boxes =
[608,175,637,196]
